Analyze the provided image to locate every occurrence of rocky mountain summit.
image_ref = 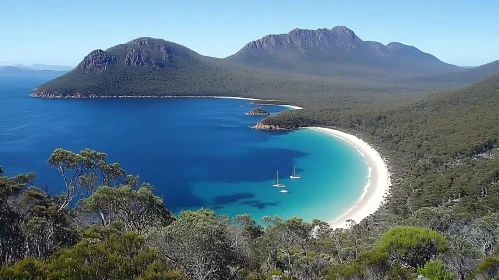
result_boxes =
[233,26,360,55]
[77,50,118,73]
[227,26,460,76]
[76,37,200,73]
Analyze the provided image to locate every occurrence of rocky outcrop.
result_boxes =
[245,108,270,116]
[73,37,199,74]
[235,26,360,55]
[121,38,172,68]
[77,50,119,73]
[31,90,97,98]
[250,122,291,131]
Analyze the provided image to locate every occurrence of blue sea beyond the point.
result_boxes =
[0,74,369,222]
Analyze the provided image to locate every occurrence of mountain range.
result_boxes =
[32,26,498,99]
[0,64,73,71]
[0,66,68,75]
[33,37,350,99]
[226,26,460,78]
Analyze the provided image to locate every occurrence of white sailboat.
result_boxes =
[280,190,289,193]
[290,166,301,179]
[272,170,285,187]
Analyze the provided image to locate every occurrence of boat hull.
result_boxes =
[273,184,285,187]
[290,176,301,179]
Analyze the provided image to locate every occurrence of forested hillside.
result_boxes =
[400,60,499,88]
[262,74,499,222]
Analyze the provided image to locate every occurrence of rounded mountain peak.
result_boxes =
[109,37,199,58]
[120,37,199,56]
[386,42,421,53]
[126,37,168,46]
[387,42,417,49]
[331,26,357,38]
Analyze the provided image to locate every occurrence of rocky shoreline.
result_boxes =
[31,92,237,99]
[31,90,260,100]
[249,122,293,131]
[32,90,299,131]
[245,107,270,116]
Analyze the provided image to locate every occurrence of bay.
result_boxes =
[0,74,368,222]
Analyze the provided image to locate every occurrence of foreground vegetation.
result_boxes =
[1,147,498,279]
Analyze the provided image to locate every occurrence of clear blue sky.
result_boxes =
[1,0,498,66]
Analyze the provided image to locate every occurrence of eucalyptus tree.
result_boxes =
[0,258,46,279]
[147,209,249,280]
[0,171,76,266]
[47,148,125,211]
[375,226,447,269]
[229,214,265,276]
[16,187,76,259]
[470,213,499,256]
[411,207,472,235]
[257,216,324,278]
[0,231,184,280]
[0,172,27,265]
[78,184,174,234]
[416,261,456,280]
[443,235,482,280]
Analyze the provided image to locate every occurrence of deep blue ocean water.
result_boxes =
[0,74,368,222]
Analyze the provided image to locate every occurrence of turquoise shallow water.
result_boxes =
[0,74,369,222]
[193,128,369,222]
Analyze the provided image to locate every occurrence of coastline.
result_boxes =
[309,127,391,229]
[213,96,303,110]
[30,89,381,226]
[29,92,304,110]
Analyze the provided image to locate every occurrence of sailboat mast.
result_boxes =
[276,170,278,184]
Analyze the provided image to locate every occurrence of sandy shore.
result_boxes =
[211,96,260,101]
[309,127,391,229]
[212,96,303,110]
[279,104,303,110]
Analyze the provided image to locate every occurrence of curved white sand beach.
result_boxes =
[309,127,391,229]
[212,96,304,110]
